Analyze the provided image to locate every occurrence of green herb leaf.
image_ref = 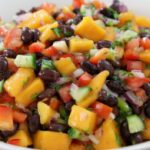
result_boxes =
[115,133,122,146]
[50,83,62,91]
[0,80,4,93]
[59,105,69,122]
[86,144,95,150]
[41,59,55,70]
[120,21,133,30]
[52,27,62,37]
[68,128,82,139]
[31,93,39,100]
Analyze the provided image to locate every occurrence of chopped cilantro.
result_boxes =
[120,21,133,30]
[68,128,82,139]
[52,27,62,37]
[41,59,55,70]
[0,80,4,93]
[115,133,122,146]
[31,93,39,100]
[50,83,62,91]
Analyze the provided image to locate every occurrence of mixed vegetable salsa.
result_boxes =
[1,0,150,149]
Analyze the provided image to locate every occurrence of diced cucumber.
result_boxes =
[70,85,91,102]
[68,128,82,139]
[127,115,145,134]
[14,54,36,69]
[41,59,55,70]
[0,80,4,93]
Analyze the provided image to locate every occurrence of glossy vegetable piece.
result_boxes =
[140,50,150,63]
[34,131,71,150]
[29,42,45,53]
[127,61,144,71]
[135,16,150,28]
[73,0,84,8]
[37,102,55,125]
[42,46,57,57]
[54,57,77,75]
[39,22,59,43]
[142,118,150,140]
[140,38,150,49]
[94,119,122,149]
[8,130,32,147]
[13,110,27,123]
[0,105,13,131]
[103,27,116,41]
[16,78,44,107]
[7,139,20,146]
[18,10,54,29]
[75,16,106,42]
[68,105,96,133]
[69,37,94,53]
[91,102,113,119]
[4,68,35,97]
[77,71,109,107]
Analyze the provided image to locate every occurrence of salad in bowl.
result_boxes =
[0,0,150,150]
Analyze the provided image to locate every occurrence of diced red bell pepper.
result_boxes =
[29,42,45,53]
[42,46,57,57]
[73,0,84,8]
[140,37,150,49]
[127,61,144,71]
[125,77,150,89]
[79,72,92,87]
[124,49,140,60]
[0,105,13,131]
[13,110,27,123]
[0,92,14,103]
[58,85,72,103]
[91,102,113,119]
[50,97,60,110]
[7,139,20,146]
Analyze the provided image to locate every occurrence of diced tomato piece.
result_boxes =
[65,12,75,20]
[42,46,57,57]
[127,61,144,71]
[29,42,45,53]
[50,97,60,110]
[0,105,13,130]
[92,0,105,9]
[0,92,14,103]
[125,77,150,89]
[4,28,22,51]
[91,102,113,119]
[13,110,27,123]
[79,72,92,86]
[0,26,8,37]
[135,88,147,102]
[126,38,140,50]
[124,49,140,60]
[73,0,84,8]
[58,85,72,103]
[7,139,20,146]
[140,37,150,49]
[7,58,18,73]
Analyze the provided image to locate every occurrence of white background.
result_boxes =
[0,0,150,21]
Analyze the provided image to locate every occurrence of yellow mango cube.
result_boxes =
[4,68,35,97]
[75,16,106,42]
[68,105,97,133]
[77,71,109,108]
[142,118,150,140]
[140,49,150,64]
[18,10,54,29]
[54,57,77,75]
[34,131,71,150]
[37,102,55,124]
[104,27,116,41]
[70,37,94,53]
[8,130,32,147]
[16,78,44,107]
[94,119,122,150]
[136,16,150,28]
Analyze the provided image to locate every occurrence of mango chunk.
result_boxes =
[104,27,116,41]
[8,130,32,147]
[4,68,35,97]
[39,22,59,43]
[37,102,55,124]
[16,78,44,107]
[18,10,54,29]
[142,118,150,140]
[70,37,94,53]
[77,71,109,108]
[94,119,122,150]
[136,16,150,28]
[54,57,77,75]
[75,16,106,41]
[140,49,150,64]
[34,131,71,150]
[68,105,96,133]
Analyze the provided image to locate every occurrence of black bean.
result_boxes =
[38,69,60,82]
[103,95,118,107]
[65,100,75,112]
[32,29,40,42]
[30,7,38,13]
[49,122,68,132]
[52,11,60,19]
[0,57,8,73]
[144,100,150,118]
[1,123,19,139]
[130,105,142,115]
[81,61,98,75]
[73,8,80,14]
[38,88,56,100]
[3,49,16,58]
[139,32,150,38]
[96,40,112,49]
[27,113,40,134]
[60,25,74,37]
[16,10,26,16]
[120,121,131,144]
[98,89,108,101]
[143,83,150,97]
[131,133,143,144]
[73,14,83,25]
[0,71,12,80]
[97,60,114,75]
[21,27,33,44]
[107,80,125,95]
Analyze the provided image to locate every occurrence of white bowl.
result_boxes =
[0,0,150,150]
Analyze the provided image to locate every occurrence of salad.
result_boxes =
[0,0,150,149]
